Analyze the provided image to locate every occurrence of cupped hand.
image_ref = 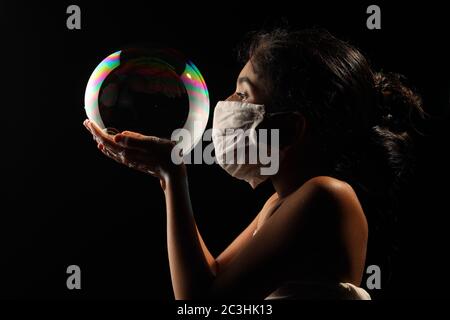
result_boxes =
[83,119,184,186]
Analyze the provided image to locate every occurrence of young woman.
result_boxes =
[84,29,423,299]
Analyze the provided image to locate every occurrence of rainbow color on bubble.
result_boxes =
[84,50,121,128]
[178,61,210,154]
[84,49,210,155]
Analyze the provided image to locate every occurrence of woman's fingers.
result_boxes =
[98,143,162,178]
[87,120,111,141]
[84,120,125,154]
[114,131,174,153]
[83,119,171,180]
[84,120,174,154]
[84,120,159,165]
[98,142,158,169]
[114,132,155,149]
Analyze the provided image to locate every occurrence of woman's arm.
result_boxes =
[164,167,266,298]
[164,167,216,299]
[196,225,217,275]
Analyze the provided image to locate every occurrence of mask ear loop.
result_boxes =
[265,110,302,119]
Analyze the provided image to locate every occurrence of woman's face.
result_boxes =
[226,60,270,104]
[227,61,306,151]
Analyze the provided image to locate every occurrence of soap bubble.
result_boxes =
[84,47,209,155]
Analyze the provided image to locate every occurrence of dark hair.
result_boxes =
[240,28,425,197]
[240,28,426,288]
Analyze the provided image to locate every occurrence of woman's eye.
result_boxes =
[235,92,248,101]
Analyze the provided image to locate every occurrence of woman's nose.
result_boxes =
[225,93,240,102]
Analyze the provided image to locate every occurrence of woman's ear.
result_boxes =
[292,112,307,142]
[256,112,307,149]
[275,112,307,149]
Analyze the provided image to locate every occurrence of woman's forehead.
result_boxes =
[238,60,259,81]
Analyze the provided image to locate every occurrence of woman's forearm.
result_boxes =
[196,225,219,275]
[164,168,216,299]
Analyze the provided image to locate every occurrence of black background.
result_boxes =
[0,1,449,300]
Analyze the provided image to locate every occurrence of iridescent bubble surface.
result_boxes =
[84,47,209,155]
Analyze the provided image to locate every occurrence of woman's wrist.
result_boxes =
[162,162,187,190]
[162,163,191,211]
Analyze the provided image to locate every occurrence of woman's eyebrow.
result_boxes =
[237,76,256,89]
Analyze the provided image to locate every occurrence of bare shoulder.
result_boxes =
[291,176,366,222]
[299,176,359,202]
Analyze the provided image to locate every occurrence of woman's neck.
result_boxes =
[271,147,328,199]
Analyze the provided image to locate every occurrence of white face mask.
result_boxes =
[212,101,281,188]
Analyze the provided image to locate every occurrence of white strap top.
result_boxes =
[265,281,371,300]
